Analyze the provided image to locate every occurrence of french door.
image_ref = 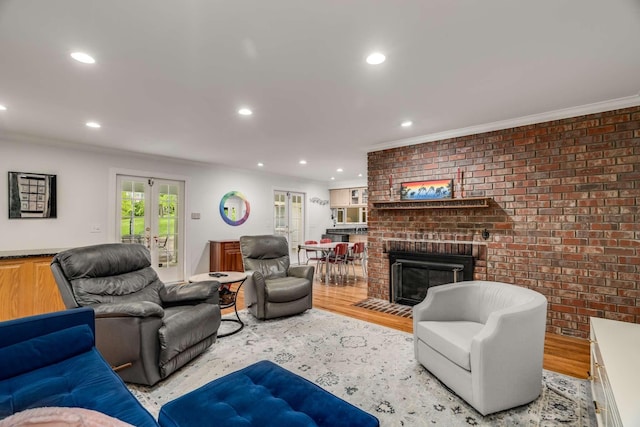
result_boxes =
[116,175,185,283]
[273,190,305,262]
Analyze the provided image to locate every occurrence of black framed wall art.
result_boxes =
[8,171,57,218]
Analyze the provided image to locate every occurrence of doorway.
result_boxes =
[116,175,185,283]
[273,190,305,262]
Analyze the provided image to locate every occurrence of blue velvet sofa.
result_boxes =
[0,307,158,426]
[0,308,379,426]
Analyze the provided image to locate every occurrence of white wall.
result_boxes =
[0,136,333,275]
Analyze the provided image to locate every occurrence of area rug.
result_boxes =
[129,309,595,426]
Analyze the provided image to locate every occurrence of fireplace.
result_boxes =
[389,251,474,306]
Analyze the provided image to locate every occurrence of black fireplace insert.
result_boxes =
[389,251,474,306]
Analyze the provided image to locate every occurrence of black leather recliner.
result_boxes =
[239,235,314,320]
[51,243,222,386]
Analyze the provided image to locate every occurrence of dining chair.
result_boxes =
[304,240,325,279]
[347,241,367,280]
[318,238,335,280]
[326,243,349,283]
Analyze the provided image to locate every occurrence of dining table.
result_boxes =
[297,241,355,283]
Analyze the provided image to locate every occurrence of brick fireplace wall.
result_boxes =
[367,106,639,339]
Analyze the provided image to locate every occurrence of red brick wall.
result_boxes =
[367,106,640,338]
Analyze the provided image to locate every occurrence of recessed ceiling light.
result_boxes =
[366,52,386,65]
[401,120,413,127]
[238,108,252,116]
[337,168,343,173]
[358,173,363,177]
[86,121,101,128]
[71,52,96,64]
[257,162,264,167]
[0,105,6,111]
[299,160,307,165]
[330,177,335,180]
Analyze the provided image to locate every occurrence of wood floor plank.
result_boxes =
[221,274,590,379]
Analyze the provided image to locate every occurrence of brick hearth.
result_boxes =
[367,106,640,339]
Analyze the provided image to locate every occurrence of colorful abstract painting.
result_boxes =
[400,179,453,200]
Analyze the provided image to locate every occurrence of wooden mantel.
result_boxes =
[372,197,490,210]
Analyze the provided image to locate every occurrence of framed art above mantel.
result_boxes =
[400,179,453,200]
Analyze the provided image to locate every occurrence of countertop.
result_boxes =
[0,248,66,260]
[325,228,368,235]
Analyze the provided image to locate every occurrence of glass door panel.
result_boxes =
[119,178,147,245]
[273,190,305,262]
[156,181,179,272]
[116,175,184,283]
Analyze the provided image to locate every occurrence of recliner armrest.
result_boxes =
[242,270,266,316]
[93,301,164,318]
[160,281,220,305]
[288,265,314,281]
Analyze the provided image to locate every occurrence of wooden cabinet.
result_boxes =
[590,317,640,426]
[330,189,350,207]
[331,187,367,208]
[0,256,65,321]
[209,240,244,272]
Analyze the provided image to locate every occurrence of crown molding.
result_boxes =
[368,95,640,153]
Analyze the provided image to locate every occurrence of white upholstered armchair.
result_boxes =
[413,280,548,415]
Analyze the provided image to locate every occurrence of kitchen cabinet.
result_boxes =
[209,240,244,272]
[332,207,367,224]
[330,187,367,208]
[0,255,65,321]
[330,189,350,207]
[349,188,368,206]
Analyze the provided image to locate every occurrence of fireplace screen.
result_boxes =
[389,252,473,306]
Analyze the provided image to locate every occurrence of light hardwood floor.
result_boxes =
[223,275,590,379]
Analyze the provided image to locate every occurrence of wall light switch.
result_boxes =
[191,212,201,220]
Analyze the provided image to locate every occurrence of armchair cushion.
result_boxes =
[415,321,483,371]
[265,277,312,303]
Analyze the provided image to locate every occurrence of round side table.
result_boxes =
[189,271,247,337]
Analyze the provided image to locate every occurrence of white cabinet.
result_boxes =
[349,188,368,205]
[331,207,366,224]
[590,317,640,426]
[331,187,367,223]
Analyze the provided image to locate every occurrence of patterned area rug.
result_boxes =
[129,309,595,426]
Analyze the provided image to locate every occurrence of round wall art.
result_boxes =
[219,191,250,226]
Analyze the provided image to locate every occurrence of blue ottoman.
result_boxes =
[158,360,379,427]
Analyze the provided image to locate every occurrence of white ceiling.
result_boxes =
[1,0,639,183]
